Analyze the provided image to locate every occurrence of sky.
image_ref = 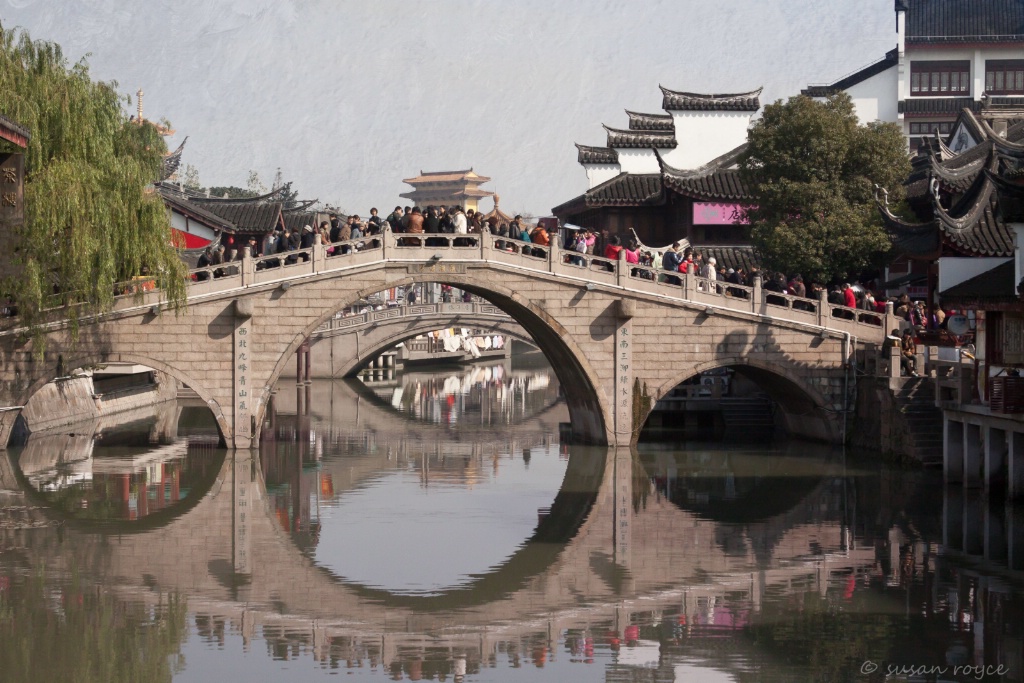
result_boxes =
[2,0,896,216]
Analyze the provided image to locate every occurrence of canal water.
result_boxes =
[1,357,1022,682]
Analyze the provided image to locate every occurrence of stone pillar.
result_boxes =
[612,447,633,570]
[985,427,1008,495]
[233,298,255,449]
[613,300,634,444]
[616,249,627,287]
[1009,430,1024,500]
[232,450,254,581]
[752,275,763,314]
[963,489,984,556]
[1008,500,1024,571]
[984,498,1007,563]
[945,417,964,484]
[382,225,395,259]
[944,484,964,550]
[965,422,983,488]
[816,286,827,325]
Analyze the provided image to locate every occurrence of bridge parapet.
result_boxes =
[179,228,889,342]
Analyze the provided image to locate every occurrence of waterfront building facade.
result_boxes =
[803,0,1024,151]
[552,88,759,267]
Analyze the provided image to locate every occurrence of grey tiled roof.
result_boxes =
[575,144,619,165]
[905,0,1024,43]
[660,87,761,112]
[802,48,898,97]
[663,169,748,201]
[692,245,759,273]
[625,110,674,131]
[198,201,283,233]
[659,144,751,201]
[604,125,677,149]
[584,173,664,206]
[899,98,982,116]
[156,185,236,232]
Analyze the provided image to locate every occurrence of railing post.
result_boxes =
[616,250,627,287]
[752,275,762,314]
[884,300,896,335]
[683,271,693,299]
[382,226,395,261]
[480,229,492,260]
[312,242,325,273]
[817,287,828,326]
[241,253,254,287]
[548,238,559,274]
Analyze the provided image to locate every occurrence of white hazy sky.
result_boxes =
[2,0,895,216]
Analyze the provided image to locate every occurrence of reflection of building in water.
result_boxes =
[382,363,559,426]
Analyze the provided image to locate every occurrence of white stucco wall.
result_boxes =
[169,210,218,243]
[615,148,661,175]
[938,256,1012,293]
[584,163,621,189]
[661,111,752,170]
[845,64,899,123]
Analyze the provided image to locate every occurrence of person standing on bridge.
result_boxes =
[387,206,403,232]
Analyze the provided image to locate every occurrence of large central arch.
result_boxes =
[262,274,613,445]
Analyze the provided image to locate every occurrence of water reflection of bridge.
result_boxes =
[5,440,884,663]
[267,376,565,456]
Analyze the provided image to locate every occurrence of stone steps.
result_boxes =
[721,396,775,440]
[892,377,943,464]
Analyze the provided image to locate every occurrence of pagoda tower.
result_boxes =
[400,168,494,213]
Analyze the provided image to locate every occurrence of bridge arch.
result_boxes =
[330,318,536,377]
[261,275,612,445]
[650,356,842,442]
[16,352,231,446]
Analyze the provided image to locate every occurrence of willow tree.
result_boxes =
[0,24,187,343]
[740,93,910,284]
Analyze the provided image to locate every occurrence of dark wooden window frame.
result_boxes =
[985,59,1024,95]
[910,61,971,96]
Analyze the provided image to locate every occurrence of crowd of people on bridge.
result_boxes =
[186,209,964,379]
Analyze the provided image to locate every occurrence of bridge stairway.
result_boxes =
[892,377,944,466]
[721,396,776,441]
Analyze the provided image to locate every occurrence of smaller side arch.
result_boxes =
[15,352,231,446]
[649,356,841,443]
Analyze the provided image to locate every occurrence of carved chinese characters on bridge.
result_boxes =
[234,317,252,443]
[615,320,632,438]
[0,154,23,223]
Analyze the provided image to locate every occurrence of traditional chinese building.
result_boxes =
[551,88,760,268]
[803,0,1024,150]
[0,113,28,281]
[878,105,1021,304]
[400,169,494,213]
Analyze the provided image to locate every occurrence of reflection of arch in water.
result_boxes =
[298,445,607,611]
[642,446,846,566]
[10,439,226,534]
[653,356,841,442]
[15,352,231,447]
[343,373,564,431]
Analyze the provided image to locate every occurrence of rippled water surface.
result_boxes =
[1,357,1022,682]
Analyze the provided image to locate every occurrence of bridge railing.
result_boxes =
[174,227,890,339]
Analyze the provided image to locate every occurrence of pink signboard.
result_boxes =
[692,202,749,225]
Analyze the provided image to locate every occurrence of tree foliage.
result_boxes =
[0,23,187,340]
[740,93,910,283]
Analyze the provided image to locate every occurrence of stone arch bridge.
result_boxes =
[0,230,890,448]
[301,301,533,378]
